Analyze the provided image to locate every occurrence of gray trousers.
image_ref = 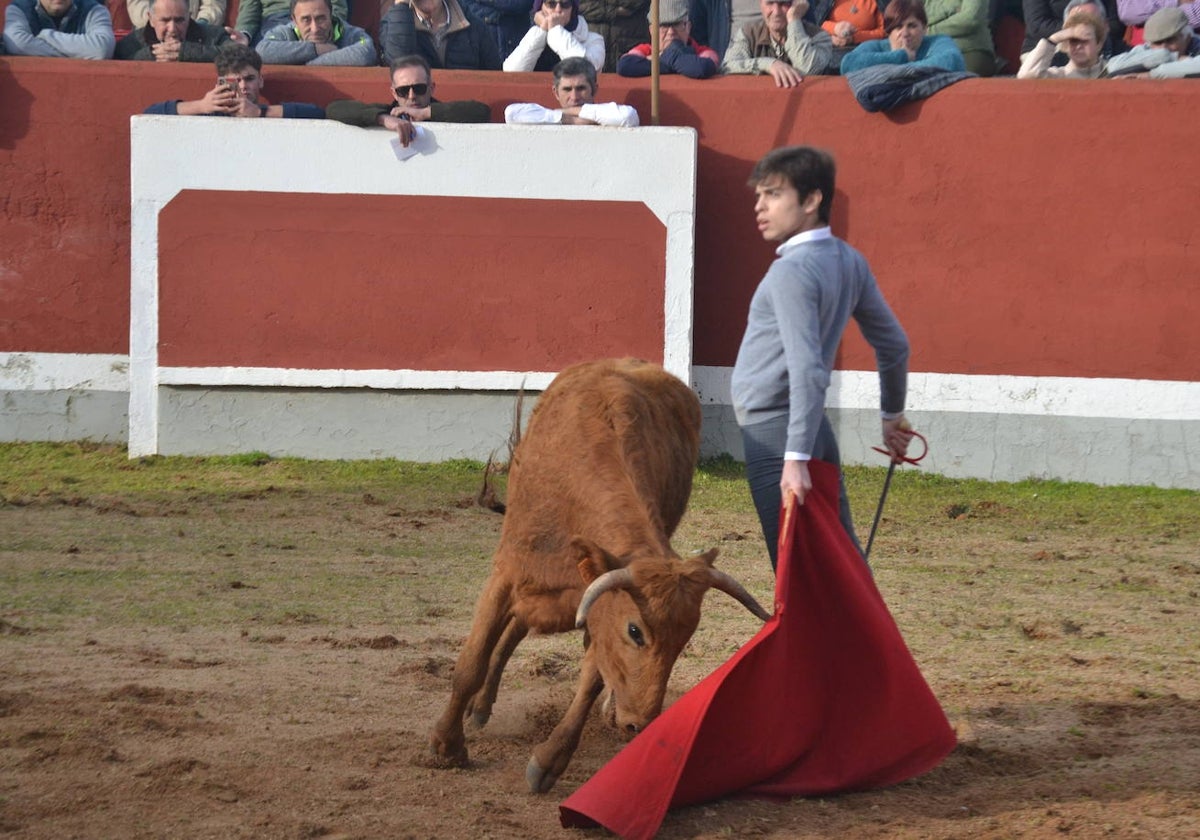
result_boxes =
[740,413,865,571]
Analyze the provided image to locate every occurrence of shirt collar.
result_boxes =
[776,225,832,257]
[414,0,451,28]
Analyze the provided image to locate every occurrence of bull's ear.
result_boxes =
[571,536,621,584]
[692,547,720,568]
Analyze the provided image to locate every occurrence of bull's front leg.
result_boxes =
[525,649,604,794]
[466,616,528,728]
[429,573,511,766]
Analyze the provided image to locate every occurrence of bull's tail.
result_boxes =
[477,453,507,514]
[476,384,526,516]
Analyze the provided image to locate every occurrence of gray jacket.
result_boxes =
[256,16,376,65]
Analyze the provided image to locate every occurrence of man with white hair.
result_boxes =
[1106,6,1200,76]
[721,0,834,85]
[116,0,244,61]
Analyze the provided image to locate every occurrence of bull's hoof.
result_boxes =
[525,756,559,794]
[428,734,469,768]
[469,709,491,728]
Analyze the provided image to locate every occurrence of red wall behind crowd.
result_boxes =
[0,57,1195,383]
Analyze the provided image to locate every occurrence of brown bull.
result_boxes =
[429,358,770,793]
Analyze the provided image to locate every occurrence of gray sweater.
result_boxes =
[731,228,909,456]
[256,17,376,65]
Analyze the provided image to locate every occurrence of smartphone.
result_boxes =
[219,77,237,92]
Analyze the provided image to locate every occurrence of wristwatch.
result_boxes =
[259,104,269,117]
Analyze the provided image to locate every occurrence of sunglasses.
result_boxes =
[393,83,429,97]
[542,0,571,7]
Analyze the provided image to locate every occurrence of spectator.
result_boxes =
[503,0,605,70]
[326,54,492,147]
[380,0,502,67]
[1021,0,1123,59]
[616,0,720,76]
[257,0,375,64]
[721,0,834,84]
[236,0,347,43]
[143,43,324,117]
[840,0,966,72]
[1017,9,1108,76]
[1106,6,1200,75]
[924,0,996,74]
[1117,0,1200,46]
[505,55,640,123]
[127,0,224,29]
[460,0,530,59]
[578,0,649,71]
[689,0,730,58]
[116,0,243,61]
[3,0,115,58]
[810,0,884,72]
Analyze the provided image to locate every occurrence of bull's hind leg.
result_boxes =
[466,616,528,728]
[429,573,511,766]
[525,651,604,794]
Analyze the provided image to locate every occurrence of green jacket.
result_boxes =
[924,0,994,59]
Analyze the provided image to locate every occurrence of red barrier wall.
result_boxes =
[1,57,1196,383]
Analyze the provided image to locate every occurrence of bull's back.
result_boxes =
[500,359,701,560]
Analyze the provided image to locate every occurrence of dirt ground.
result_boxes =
[2,469,1199,839]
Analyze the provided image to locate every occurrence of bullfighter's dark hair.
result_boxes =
[748,146,836,225]
[883,0,928,33]
[553,57,597,90]
[215,43,262,75]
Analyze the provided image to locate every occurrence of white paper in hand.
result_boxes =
[390,124,429,161]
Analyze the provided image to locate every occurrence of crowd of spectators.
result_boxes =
[4,0,1198,96]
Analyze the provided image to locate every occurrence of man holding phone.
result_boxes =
[143,43,324,118]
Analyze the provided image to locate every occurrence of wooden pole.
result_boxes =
[650,0,660,125]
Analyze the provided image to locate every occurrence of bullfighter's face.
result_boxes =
[753,174,822,242]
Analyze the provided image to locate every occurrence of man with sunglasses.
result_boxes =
[326,53,492,147]
[505,56,639,124]
[256,0,376,65]
[721,0,834,84]
[1107,7,1200,75]
[143,43,324,117]
[617,0,720,76]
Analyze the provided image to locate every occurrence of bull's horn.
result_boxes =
[575,568,634,629]
[709,569,772,621]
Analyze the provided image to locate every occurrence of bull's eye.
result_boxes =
[627,622,645,647]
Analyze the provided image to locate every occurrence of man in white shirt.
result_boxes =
[504,56,640,126]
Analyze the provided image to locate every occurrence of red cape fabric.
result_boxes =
[559,459,956,839]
